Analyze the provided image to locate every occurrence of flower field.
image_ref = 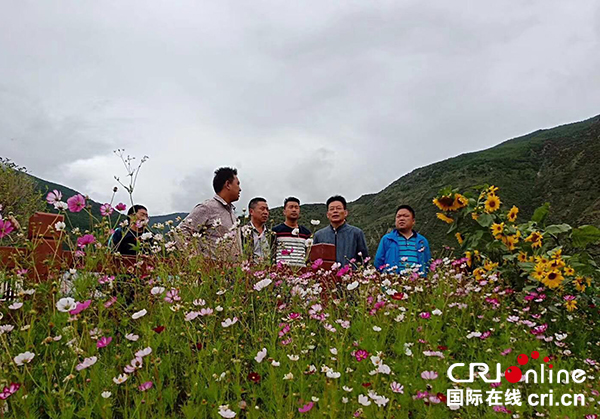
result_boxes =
[1,185,600,418]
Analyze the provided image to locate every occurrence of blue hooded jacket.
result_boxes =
[374,230,431,274]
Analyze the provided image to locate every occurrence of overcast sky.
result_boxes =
[1,0,599,215]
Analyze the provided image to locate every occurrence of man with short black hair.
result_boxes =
[374,204,431,274]
[110,204,149,255]
[242,197,271,261]
[313,195,368,267]
[272,197,311,267]
[178,167,242,260]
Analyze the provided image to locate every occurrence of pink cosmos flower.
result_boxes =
[278,324,290,337]
[77,234,96,249]
[354,349,369,362]
[98,275,114,285]
[419,312,431,319]
[311,259,323,270]
[500,348,512,356]
[531,323,548,335]
[0,220,14,239]
[164,288,181,303]
[115,203,127,211]
[97,336,113,348]
[420,371,438,380]
[288,312,301,320]
[480,331,492,340]
[100,203,114,217]
[390,382,404,393]
[104,296,117,308]
[67,194,86,212]
[298,402,314,413]
[46,190,62,205]
[0,383,21,400]
[138,381,153,392]
[336,266,351,277]
[70,300,92,315]
[76,356,97,371]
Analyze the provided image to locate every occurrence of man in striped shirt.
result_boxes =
[374,205,431,275]
[272,197,311,267]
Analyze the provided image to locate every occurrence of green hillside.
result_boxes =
[272,114,600,253]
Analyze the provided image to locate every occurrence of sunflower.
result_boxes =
[473,267,486,280]
[551,248,563,259]
[534,255,549,264]
[542,270,564,289]
[502,235,519,251]
[533,263,547,280]
[433,195,456,212]
[452,194,469,211]
[490,222,505,238]
[563,266,575,276]
[484,259,498,271]
[565,300,577,312]
[484,194,501,213]
[517,252,528,263]
[471,212,480,221]
[548,258,565,270]
[455,232,464,245]
[436,213,454,224]
[507,206,519,223]
[525,231,543,248]
[574,277,587,292]
[488,185,499,194]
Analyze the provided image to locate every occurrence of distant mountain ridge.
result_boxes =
[27,114,600,250]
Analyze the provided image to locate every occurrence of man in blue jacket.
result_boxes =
[374,205,431,275]
[313,195,368,267]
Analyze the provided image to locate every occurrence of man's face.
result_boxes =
[225,175,241,203]
[283,201,300,221]
[250,201,269,225]
[395,208,415,231]
[326,201,348,225]
[131,208,149,227]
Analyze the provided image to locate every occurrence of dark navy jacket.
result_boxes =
[313,222,369,267]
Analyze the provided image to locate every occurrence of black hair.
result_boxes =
[248,197,267,211]
[395,204,415,218]
[284,197,300,208]
[326,195,347,209]
[213,167,238,193]
[128,204,147,216]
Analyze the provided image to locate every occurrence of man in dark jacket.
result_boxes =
[313,195,368,267]
[110,204,149,255]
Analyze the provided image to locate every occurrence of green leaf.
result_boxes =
[571,225,600,248]
[476,213,494,228]
[531,203,550,224]
[545,224,572,236]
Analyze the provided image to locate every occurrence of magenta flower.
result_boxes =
[76,234,96,249]
[311,259,323,270]
[336,266,351,277]
[288,313,301,320]
[97,336,113,348]
[298,402,314,413]
[0,383,21,400]
[419,312,431,319]
[70,300,92,315]
[100,203,114,217]
[115,202,127,211]
[354,349,369,362]
[0,220,14,239]
[46,190,62,205]
[67,194,86,212]
[104,296,117,308]
[138,381,153,391]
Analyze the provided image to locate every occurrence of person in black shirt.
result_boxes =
[110,205,149,255]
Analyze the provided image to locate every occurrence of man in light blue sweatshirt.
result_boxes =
[313,195,369,267]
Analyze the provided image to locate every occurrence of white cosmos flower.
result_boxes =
[132,309,147,319]
[14,351,35,366]
[255,348,267,363]
[56,297,77,313]
[113,374,128,384]
[432,309,443,316]
[185,311,200,321]
[372,326,382,332]
[253,278,272,292]
[54,201,68,211]
[305,238,313,247]
[54,221,66,231]
[291,227,299,236]
[101,391,112,398]
[283,372,294,380]
[343,385,354,392]
[135,347,152,358]
[330,348,338,355]
[125,333,139,341]
[8,302,23,310]
[140,232,153,240]
[358,394,371,406]
[271,360,280,367]
[150,286,165,295]
[347,281,359,290]
[218,405,236,418]
[326,371,341,379]
[193,299,206,306]
[76,356,97,371]
[287,354,299,361]
[221,317,238,328]
[310,219,320,226]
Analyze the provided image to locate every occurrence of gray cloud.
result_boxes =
[1,0,599,215]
